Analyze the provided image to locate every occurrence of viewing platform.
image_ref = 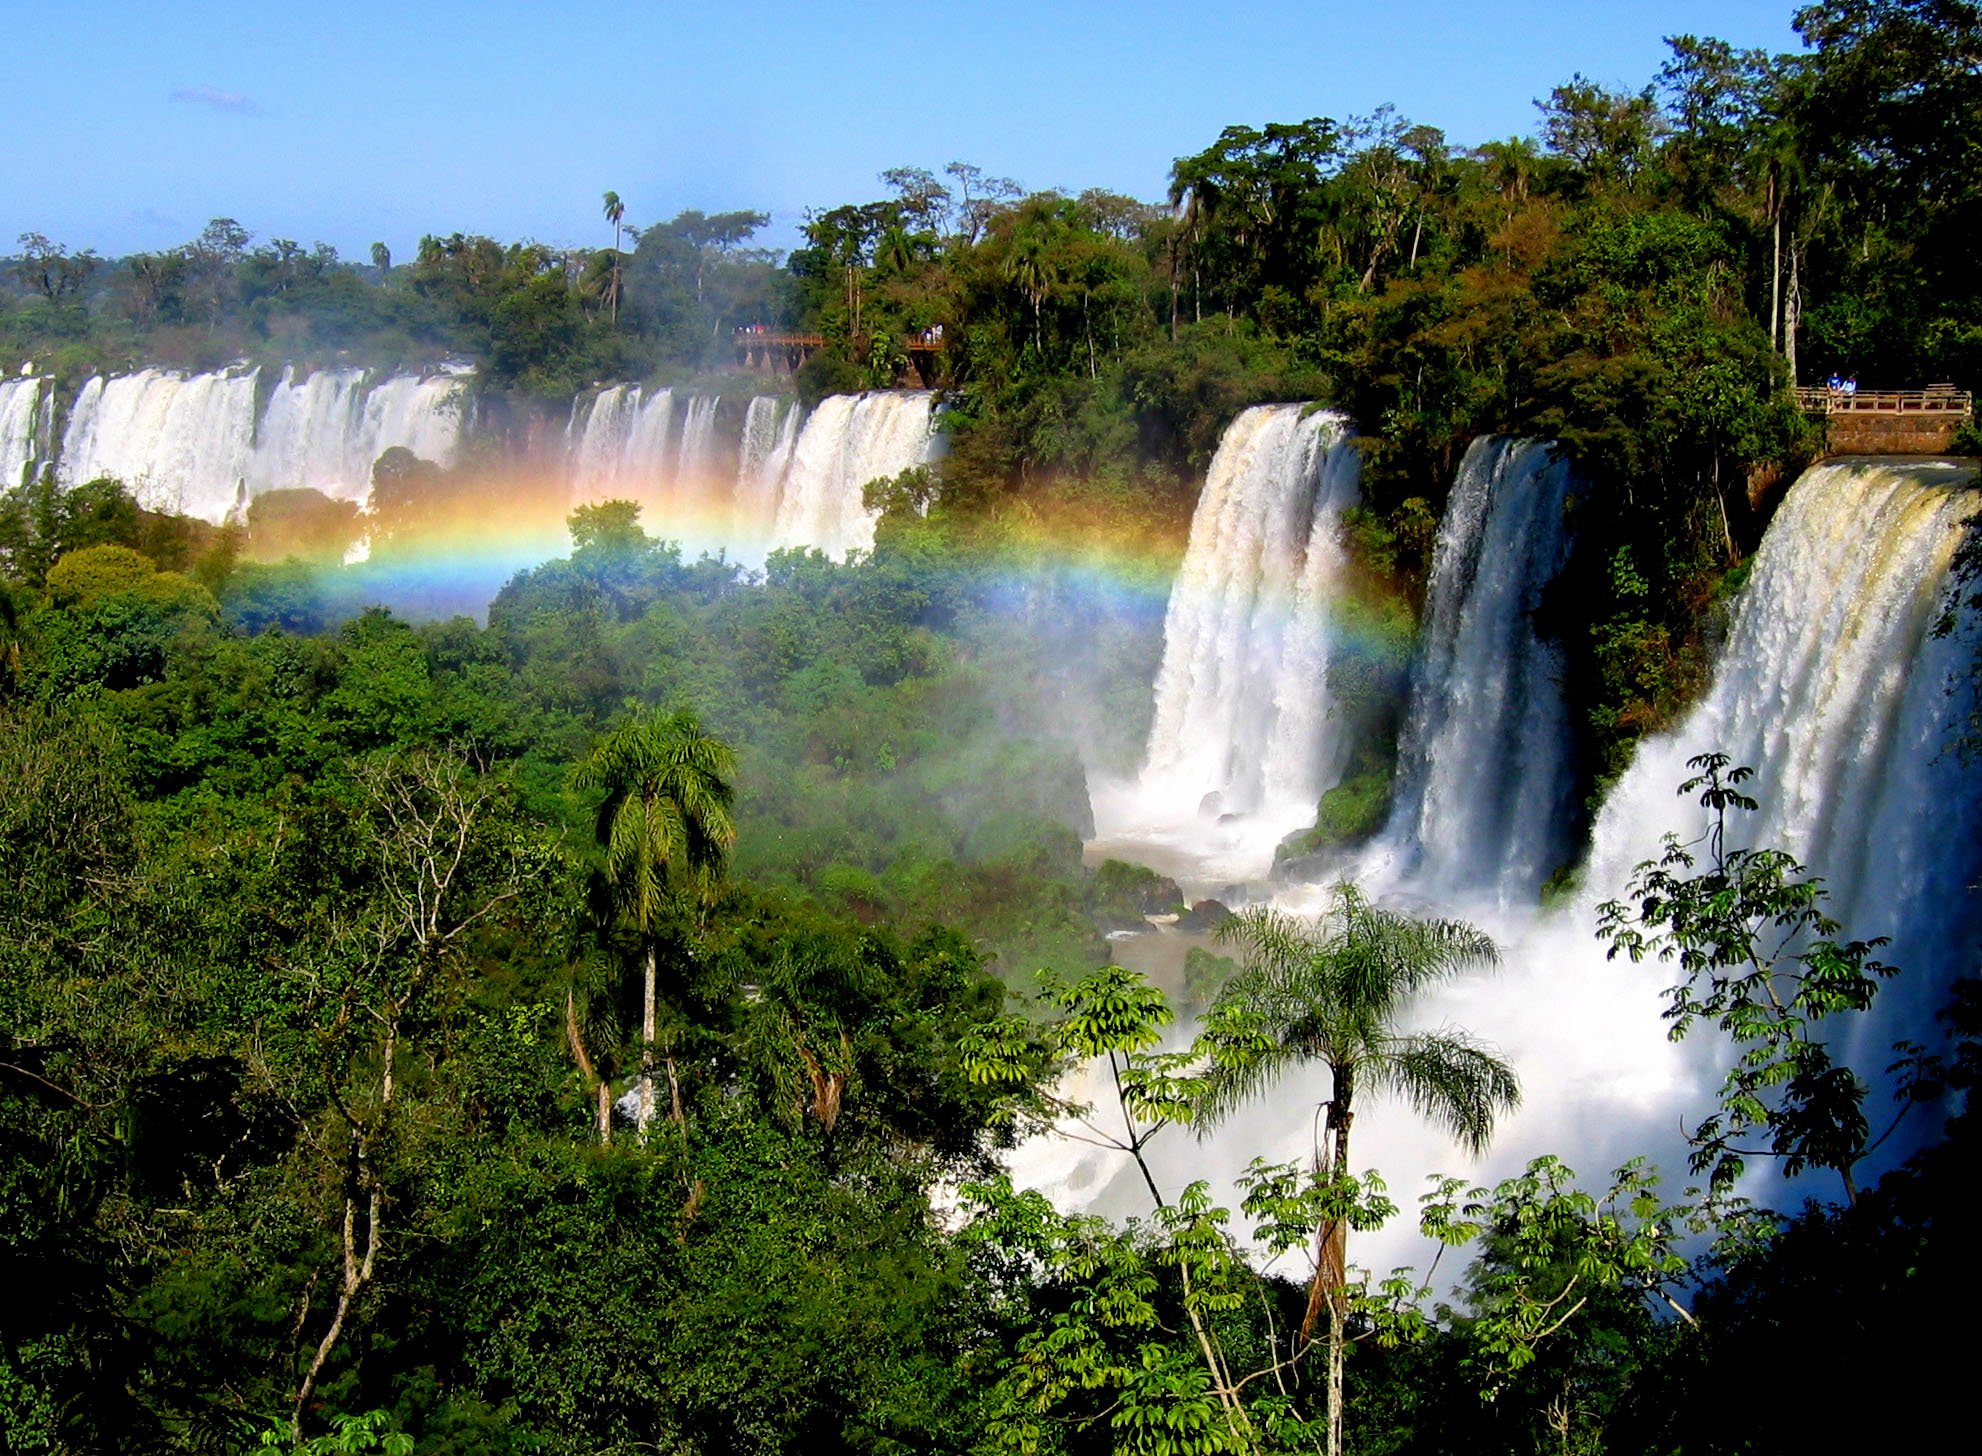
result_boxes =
[733,328,948,376]
[1794,385,1973,454]
[734,331,826,374]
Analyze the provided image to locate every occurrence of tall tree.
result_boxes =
[571,707,735,1136]
[1201,884,1518,1456]
[602,190,626,323]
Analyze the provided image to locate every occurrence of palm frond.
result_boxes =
[1370,1028,1521,1156]
[1203,883,1513,1155]
[574,706,738,927]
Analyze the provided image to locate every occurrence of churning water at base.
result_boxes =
[1034,452,1980,1279]
[1088,405,1361,890]
[1362,438,1578,907]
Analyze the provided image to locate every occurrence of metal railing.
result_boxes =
[1794,386,1973,416]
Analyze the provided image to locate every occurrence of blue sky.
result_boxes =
[5,1,1803,261]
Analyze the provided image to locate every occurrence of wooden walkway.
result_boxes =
[732,329,948,375]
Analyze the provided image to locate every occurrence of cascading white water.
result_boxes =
[1088,405,1360,888]
[46,369,939,563]
[347,373,466,485]
[733,396,800,541]
[1366,438,1578,906]
[674,394,722,491]
[769,391,943,560]
[59,366,466,522]
[1576,458,1981,1067]
[0,375,47,490]
[61,368,262,521]
[567,385,677,511]
[565,386,737,546]
[252,367,465,507]
[1031,451,1979,1279]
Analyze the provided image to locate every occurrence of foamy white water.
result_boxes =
[732,395,801,543]
[769,391,944,560]
[0,375,48,490]
[61,368,262,521]
[1361,438,1578,907]
[59,366,466,522]
[1033,451,1980,1284]
[1089,404,1360,890]
[252,367,465,507]
[1575,458,1981,1070]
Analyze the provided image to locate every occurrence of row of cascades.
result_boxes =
[2,365,942,561]
[1060,410,1979,1270]
[12,363,1974,1250]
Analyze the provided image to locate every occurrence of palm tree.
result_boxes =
[572,707,736,1137]
[1202,883,1518,1456]
[602,190,626,324]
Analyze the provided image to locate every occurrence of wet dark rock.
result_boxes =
[1177,898,1232,933]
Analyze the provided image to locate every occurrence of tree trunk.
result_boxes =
[666,1050,685,1129]
[1299,1081,1355,1346]
[1712,454,1736,564]
[639,942,657,1137]
[1768,177,1781,351]
[293,1017,398,1441]
[1784,238,1802,387]
[1295,1076,1355,1456]
[1168,240,1181,343]
[566,986,612,1143]
[1326,1295,1346,1456]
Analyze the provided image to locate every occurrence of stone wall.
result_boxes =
[1821,412,1969,455]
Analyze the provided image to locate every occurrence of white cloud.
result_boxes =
[170,84,261,116]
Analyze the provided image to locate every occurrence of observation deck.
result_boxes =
[733,331,826,374]
[1794,385,1974,454]
[733,328,948,377]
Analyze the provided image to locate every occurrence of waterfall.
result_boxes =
[733,396,800,541]
[1034,453,1979,1271]
[567,385,676,510]
[674,394,722,492]
[348,373,466,482]
[769,391,943,559]
[565,387,744,544]
[251,367,465,506]
[1371,438,1578,906]
[60,368,262,521]
[1,375,47,490]
[59,366,465,523]
[1089,405,1360,888]
[45,370,934,562]
[1578,458,1980,1064]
